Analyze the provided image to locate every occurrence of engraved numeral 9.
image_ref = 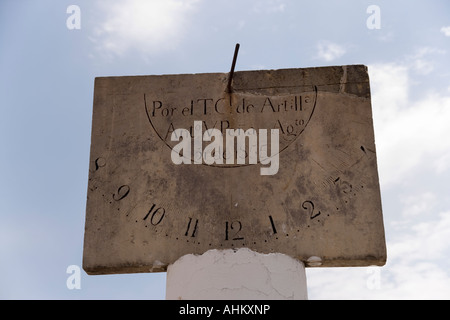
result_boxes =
[113,185,130,201]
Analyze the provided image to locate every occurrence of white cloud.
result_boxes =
[370,63,409,120]
[387,211,450,298]
[253,0,287,13]
[412,59,434,75]
[307,210,450,299]
[441,26,450,37]
[369,62,450,187]
[407,47,446,75]
[316,41,346,62]
[377,31,395,42]
[91,0,201,59]
[400,192,437,218]
[434,151,450,174]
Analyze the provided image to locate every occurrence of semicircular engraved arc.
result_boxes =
[144,86,318,168]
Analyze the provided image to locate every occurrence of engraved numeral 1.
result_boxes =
[269,215,277,234]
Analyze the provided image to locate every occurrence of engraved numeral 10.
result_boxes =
[143,203,165,226]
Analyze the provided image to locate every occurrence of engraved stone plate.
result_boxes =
[83,65,387,275]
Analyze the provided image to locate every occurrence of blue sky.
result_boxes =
[1,0,450,299]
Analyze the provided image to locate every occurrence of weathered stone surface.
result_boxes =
[83,65,386,275]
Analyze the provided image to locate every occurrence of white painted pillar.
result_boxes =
[166,248,308,300]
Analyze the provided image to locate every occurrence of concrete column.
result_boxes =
[166,248,307,300]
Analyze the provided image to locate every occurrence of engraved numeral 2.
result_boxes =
[302,200,321,220]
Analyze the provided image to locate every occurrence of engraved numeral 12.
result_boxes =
[225,221,244,241]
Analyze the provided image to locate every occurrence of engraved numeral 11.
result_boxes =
[185,217,198,237]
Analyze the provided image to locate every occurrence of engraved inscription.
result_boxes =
[144,86,317,167]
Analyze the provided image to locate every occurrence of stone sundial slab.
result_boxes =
[83,65,387,275]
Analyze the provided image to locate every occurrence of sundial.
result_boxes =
[83,62,386,275]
